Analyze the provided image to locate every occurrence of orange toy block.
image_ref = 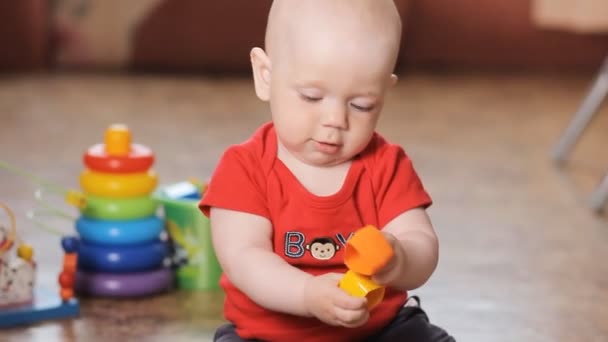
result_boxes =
[343,225,394,276]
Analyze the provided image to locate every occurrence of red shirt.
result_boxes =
[200,122,432,342]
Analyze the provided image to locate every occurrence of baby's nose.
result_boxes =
[321,104,348,129]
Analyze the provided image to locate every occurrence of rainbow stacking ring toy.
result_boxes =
[75,268,173,298]
[72,124,173,298]
[76,216,164,246]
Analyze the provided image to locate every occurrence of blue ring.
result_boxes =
[77,240,169,273]
[76,216,164,246]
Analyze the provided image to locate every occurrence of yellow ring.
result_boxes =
[80,169,158,198]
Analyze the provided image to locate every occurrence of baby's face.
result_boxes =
[259,0,401,167]
[270,41,395,167]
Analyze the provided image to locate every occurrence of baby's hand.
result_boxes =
[303,273,369,328]
[371,232,405,286]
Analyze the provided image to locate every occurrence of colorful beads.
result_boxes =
[17,244,33,262]
[61,237,80,254]
[59,271,75,288]
[59,238,79,301]
[63,253,78,273]
[60,288,74,301]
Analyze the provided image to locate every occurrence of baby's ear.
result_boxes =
[250,47,272,101]
[390,74,398,87]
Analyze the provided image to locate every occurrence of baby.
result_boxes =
[200,0,455,341]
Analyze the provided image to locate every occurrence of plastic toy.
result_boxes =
[160,181,202,200]
[81,195,158,220]
[76,215,163,245]
[0,124,174,301]
[83,125,154,173]
[73,124,172,298]
[339,270,385,308]
[0,203,35,308]
[0,203,79,328]
[154,181,222,290]
[339,225,394,310]
[0,288,80,328]
[79,169,158,198]
[84,143,155,173]
[59,237,79,301]
[343,225,394,275]
[75,268,173,298]
[78,240,169,273]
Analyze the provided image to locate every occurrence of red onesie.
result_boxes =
[200,122,432,342]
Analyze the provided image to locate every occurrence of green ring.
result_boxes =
[82,195,159,220]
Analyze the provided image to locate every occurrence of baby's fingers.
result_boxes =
[334,306,369,328]
[332,287,367,310]
[323,272,345,284]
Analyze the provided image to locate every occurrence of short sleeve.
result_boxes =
[371,142,432,228]
[199,146,269,219]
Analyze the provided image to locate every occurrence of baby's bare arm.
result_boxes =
[374,208,439,291]
[210,207,313,316]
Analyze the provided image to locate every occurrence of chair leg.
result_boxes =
[551,55,608,164]
[590,171,608,212]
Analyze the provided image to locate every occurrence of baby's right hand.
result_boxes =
[303,273,369,328]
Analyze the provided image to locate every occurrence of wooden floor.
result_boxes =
[1,71,608,341]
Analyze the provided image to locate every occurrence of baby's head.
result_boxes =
[251,0,402,167]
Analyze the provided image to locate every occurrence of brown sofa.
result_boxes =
[0,0,49,71]
[401,0,608,71]
[1,0,607,73]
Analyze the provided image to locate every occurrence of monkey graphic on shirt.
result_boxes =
[283,231,353,260]
[306,237,340,260]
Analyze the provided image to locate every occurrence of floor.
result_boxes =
[1,71,607,341]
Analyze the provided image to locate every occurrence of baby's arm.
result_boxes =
[210,207,313,316]
[373,207,439,291]
[211,207,368,326]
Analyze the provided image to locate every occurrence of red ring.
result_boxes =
[83,144,155,173]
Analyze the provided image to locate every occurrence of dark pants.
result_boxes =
[214,298,455,342]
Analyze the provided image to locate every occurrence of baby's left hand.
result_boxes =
[371,232,406,286]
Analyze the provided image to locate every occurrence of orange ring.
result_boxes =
[84,143,154,173]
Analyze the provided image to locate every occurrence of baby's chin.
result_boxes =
[298,152,352,168]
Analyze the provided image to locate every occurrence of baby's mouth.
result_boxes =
[313,140,342,154]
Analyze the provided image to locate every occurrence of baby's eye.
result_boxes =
[350,103,375,112]
[300,94,322,103]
